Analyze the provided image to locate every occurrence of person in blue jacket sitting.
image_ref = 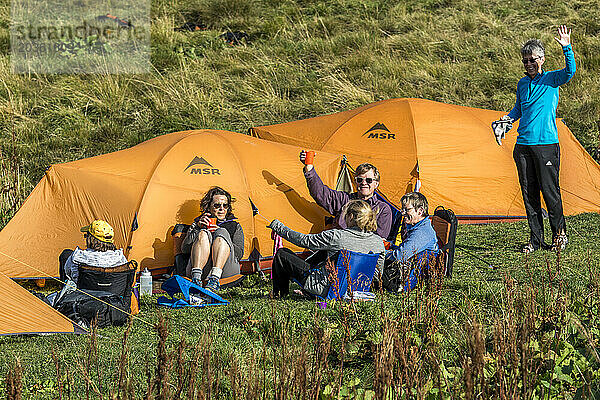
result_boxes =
[383,192,439,292]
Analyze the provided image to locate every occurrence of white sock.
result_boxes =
[191,268,203,282]
[210,267,223,279]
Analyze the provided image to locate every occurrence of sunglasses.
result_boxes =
[522,57,540,65]
[212,202,229,209]
[355,177,375,184]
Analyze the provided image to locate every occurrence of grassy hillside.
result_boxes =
[0,0,600,398]
[1,0,599,215]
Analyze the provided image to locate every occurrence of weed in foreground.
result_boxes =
[5,358,22,400]
[3,248,600,398]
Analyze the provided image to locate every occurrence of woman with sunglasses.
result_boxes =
[181,186,244,292]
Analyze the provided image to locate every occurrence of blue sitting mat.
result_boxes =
[157,275,228,308]
[327,250,379,300]
[403,249,440,293]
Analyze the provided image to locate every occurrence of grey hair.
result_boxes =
[521,39,545,58]
[401,192,429,216]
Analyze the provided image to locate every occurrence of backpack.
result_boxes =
[171,224,191,276]
[54,289,129,329]
[432,206,458,277]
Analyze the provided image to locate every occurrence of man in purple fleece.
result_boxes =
[300,151,392,239]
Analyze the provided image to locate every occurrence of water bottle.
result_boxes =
[140,268,153,297]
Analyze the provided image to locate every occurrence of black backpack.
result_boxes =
[432,206,458,277]
[171,224,191,276]
[55,289,129,329]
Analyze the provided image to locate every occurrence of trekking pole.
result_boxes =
[455,245,496,269]
[248,199,271,280]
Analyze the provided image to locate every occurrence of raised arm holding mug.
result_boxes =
[300,150,392,239]
[492,25,575,254]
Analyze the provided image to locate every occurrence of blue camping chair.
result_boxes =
[298,250,379,300]
[326,250,379,299]
[157,275,228,308]
[402,249,439,293]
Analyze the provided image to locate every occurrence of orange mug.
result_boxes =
[304,150,315,165]
[204,217,218,232]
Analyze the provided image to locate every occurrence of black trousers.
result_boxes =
[513,143,566,248]
[272,248,311,297]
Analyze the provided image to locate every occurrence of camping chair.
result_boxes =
[299,250,380,300]
[431,206,458,277]
[77,260,139,315]
[158,275,228,308]
[382,249,439,293]
[382,206,456,293]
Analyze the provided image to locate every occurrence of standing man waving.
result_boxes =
[493,25,576,253]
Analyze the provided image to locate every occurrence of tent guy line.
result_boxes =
[0,250,154,329]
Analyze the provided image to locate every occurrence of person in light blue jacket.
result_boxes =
[494,25,575,254]
[386,193,438,264]
[384,192,439,292]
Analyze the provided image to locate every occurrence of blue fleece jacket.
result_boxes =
[386,216,439,264]
[507,44,576,145]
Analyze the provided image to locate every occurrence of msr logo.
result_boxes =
[185,156,221,175]
[361,123,396,139]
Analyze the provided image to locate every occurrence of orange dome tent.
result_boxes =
[250,98,600,222]
[0,273,76,335]
[0,130,343,281]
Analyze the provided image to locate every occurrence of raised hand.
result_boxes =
[554,25,571,47]
[299,150,315,171]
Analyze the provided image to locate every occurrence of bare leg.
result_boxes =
[209,236,231,279]
[187,230,210,278]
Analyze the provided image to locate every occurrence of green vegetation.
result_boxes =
[0,215,599,398]
[0,0,599,398]
[1,0,599,192]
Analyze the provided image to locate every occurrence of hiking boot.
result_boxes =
[191,277,202,287]
[204,276,220,293]
[551,234,568,252]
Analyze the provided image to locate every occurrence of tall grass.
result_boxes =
[1,0,600,397]
[4,246,598,398]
